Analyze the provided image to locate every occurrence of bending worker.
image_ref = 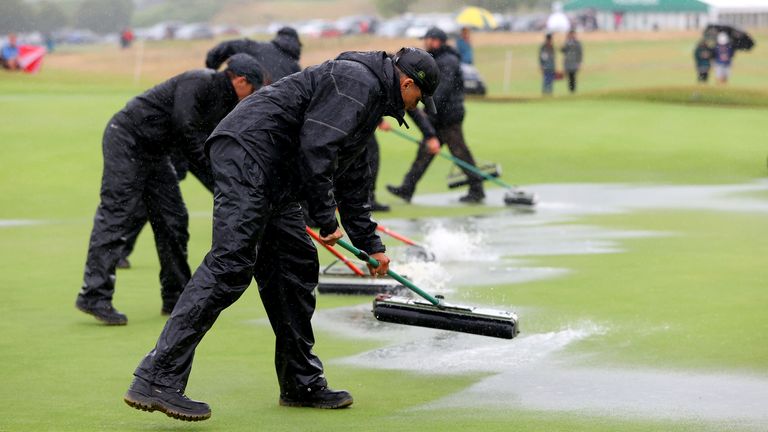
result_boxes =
[124,47,440,421]
[76,54,263,325]
[117,27,304,269]
[206,26,302,84]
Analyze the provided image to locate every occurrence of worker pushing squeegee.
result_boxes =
[388,128,536,206]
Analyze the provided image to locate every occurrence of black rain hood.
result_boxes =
[272,32,302,61]
[425,44,465,127]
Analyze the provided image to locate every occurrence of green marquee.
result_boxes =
[563,0,710,12]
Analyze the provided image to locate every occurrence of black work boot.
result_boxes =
[459,192,485,204]
[124,376,211,422]
[386,185,413,203]
[459,185,485,204]
[279,386,354,409]
[75,297,127,325]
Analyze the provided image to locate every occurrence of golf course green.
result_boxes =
[0,32,766,431]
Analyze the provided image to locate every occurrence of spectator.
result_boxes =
[539,33,556,95]
[693,38,713,83]
[44,32,55,53]
[120,27,134,49]
[561,30,583,93]
[713,32,735,84]
[1,34,20,70]
[456,27,473,65]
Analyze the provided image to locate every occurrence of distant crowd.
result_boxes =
[694,31,737,84]
[538,30,583,95]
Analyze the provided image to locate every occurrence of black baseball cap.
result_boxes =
[226,53,264,86]
[393,47,440,115]
[422,27,447,42]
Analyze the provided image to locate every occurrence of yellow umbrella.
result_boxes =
[455,6,498,30]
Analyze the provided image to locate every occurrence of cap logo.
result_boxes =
[417,70,426,80]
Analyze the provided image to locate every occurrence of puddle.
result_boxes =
[410,180,768,215]
[322,311,603,372]
[427,363,768,427]
[317,181,768,426]
[315,305,768,427]
[0,219,43,228]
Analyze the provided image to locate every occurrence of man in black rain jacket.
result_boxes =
[75,54,264,326]
[124,48,439,422]
[205,26,301,85]
[117,29,302,269]
[388,27,486,203]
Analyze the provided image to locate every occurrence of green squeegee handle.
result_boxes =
[389,128,513,190]
[335,239,442,307]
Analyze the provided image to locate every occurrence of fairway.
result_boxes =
[1,31,767,431]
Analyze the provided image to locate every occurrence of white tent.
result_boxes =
[703,0,768,27]
[564,0,768,29]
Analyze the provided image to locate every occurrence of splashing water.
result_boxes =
[393,260,453,295]
[422,222,499,262]
[334,320,606,374]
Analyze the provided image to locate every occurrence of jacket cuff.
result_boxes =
[319,219,339,237]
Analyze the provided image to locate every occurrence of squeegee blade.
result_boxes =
[372,295,519,339]
[504,190,537,206]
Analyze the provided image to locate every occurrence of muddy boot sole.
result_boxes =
[124,391,211,422]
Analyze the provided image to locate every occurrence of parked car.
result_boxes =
[461,63,487,96]
[135,21,182,40]
[376,17,412,38]
[176,23,214,40]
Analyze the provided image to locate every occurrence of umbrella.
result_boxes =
[17,45,46,73]
[455,6,498,30]
[704,24,754,51]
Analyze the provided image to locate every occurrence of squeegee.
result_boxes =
[336,239,519,339]
[389,129,536,206]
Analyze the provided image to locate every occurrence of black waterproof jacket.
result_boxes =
[205,34,301,84]
[207,51,407,254]
[116,70,239,189]
[427,45,465,128]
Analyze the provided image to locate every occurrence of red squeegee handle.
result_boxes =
[376,224,418,246]
[305,227,365,277]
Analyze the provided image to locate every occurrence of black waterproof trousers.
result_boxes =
[134,137,326,397]
[78,117,191,309]
[399,123,484,197]
[119,151,193,262]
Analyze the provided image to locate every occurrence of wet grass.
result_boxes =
[482,210,768,372]
[1,43,767,430]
